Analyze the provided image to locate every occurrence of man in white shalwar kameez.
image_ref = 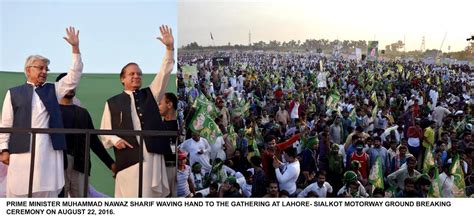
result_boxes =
[0,27,82,197]
[100,25,174,197]
[178,133,212,173]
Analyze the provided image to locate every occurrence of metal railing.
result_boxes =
[0,127,177,198]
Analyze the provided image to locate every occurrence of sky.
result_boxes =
[0,0,177,73]
[179,0,473,52]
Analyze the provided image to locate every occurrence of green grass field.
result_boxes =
[0,71,176,196]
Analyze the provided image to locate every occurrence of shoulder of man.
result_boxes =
[9,83,30,91]
[74,104,90,115]
[10,82,55,92]
[107,92,126,102]
[8,85,27,96]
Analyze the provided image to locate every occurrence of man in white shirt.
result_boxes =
[0,27,82,197]
[298,171,333,197]
[432,103,451,127]
[273,147,300,196]
[178,132,212,173]
[210,135,226,162]
[100,25,174,197]
[439,161,454,197]
[429,87,438,110]
[275,104,290,127]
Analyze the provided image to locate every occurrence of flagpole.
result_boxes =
[210,32,215,47]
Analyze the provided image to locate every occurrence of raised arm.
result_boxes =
[276,133,302,151]
[56,26,83,100]
[150,25,175,103]
[63,26,80,54]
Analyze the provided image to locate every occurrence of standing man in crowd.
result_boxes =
[178,132,212,173]
[0,27,83,197]
[100,25,174,197]
[273,147,300,196]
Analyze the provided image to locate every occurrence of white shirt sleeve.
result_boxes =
[55,53,83,100]
[178,139,189,153]
[326,182,333,194]
[223,165,236,176]
[150,50,175,103]
[297,183,314,198]
[99,102,121,149]
[202,138,211,154]
[444,108,451,115]
[0,91,13,150]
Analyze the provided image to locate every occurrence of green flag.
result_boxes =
[232,97,250,117]
[349,108,356,125]
[192,92,209,109]
[369,156,384,189]
[371,91,378,106]
[326,91,340,110]
[371,105,378,119]
[251,139,260,157]
[428,167,442,198]
[192,93,219,119]
[368,70,375,82]
[396,64,403,73]
[450,154,466,197]
[285,76,295,90]
[423,146,435,174]
[405,71,412,80]
[189,107,222,145]
[227,125,237,150]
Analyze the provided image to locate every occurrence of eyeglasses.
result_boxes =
[28,65,50,72]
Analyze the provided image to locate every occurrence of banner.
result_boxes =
[367,41,379,60]
[192,93,219,119]
[212,57,230,66]
[325,91,340,110]
[355,48,362,61]
[182,65,198,87]
[317,71,328,88]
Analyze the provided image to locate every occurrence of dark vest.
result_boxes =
[107,88,172,172]
[8,83,66,153]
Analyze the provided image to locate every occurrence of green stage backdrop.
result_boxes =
[0,71,177,196]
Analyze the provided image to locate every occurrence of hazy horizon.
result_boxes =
[179,0,473,52]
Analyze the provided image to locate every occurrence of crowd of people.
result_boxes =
[176,50,473,198]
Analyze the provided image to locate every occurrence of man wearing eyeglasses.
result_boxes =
[0,27,83,197]
[100,25,174,197]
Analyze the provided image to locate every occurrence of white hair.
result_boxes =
[24,55,50,70]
